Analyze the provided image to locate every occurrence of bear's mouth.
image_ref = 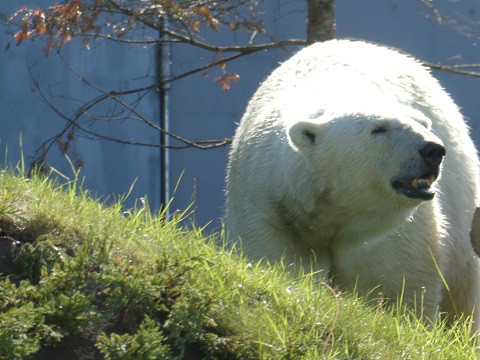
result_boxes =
[392,172,438,200]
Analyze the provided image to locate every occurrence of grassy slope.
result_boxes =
[0,167,478,359]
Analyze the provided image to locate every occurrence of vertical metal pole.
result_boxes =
[158,20,171,216]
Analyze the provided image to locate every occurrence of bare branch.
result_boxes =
[423,62,480,78]
[418,0,444,24]
[417,0,480,38]
[160,28,307,53]
[33,77,232,150]
[30,50,236,158]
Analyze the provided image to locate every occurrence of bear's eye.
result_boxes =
[371,126,388,134]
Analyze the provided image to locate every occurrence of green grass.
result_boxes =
[0,165,478,359]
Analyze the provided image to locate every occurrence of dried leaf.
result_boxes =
[197,6,219,31]
[215,74,240,90]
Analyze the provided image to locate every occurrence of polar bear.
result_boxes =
[225,40,480,328]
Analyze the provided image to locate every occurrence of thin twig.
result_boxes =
[424,62,480,78]
[74,31,307,53]
[161,28,307,53]
[418,0,444,24]
[33,77,231,150]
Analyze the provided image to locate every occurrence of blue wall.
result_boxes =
[1,1,480,227]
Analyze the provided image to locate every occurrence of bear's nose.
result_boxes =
[419,142,446,169]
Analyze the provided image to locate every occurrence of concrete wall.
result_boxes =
[1,1,480,228]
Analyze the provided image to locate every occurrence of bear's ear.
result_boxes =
[288,121,324,151]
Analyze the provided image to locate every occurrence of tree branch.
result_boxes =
[424,62,480,78]
[33,77,232,151]
[30,49,239,159]
[418,0,444,24]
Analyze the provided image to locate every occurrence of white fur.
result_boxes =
[225,40,480,328]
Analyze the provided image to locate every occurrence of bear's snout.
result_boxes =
[419,142,446,170]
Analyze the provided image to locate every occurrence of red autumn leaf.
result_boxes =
[215,74,240,90]
[59,1,82,14]
[8,6,28,23]
[36,12,47,35]
[219,62,227,74]
[191,20,201,34]
[197,6,219,31]
[62,33,72,43]
[13,30,25,44]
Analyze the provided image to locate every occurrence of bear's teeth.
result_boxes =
[410,178,433,189]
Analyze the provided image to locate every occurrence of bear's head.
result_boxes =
[288,107,445,224]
